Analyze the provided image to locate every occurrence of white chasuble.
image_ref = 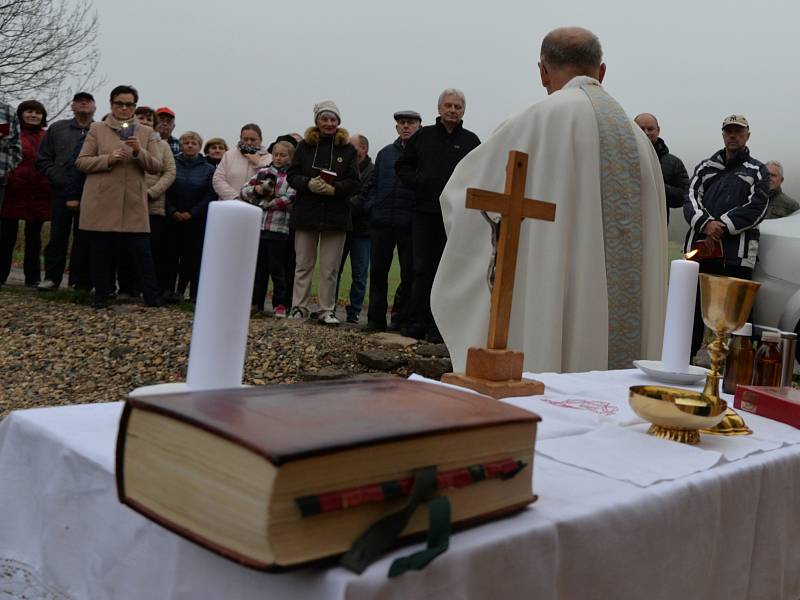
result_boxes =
[431,76,667,374]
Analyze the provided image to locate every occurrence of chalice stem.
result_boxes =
[702,331,728,408]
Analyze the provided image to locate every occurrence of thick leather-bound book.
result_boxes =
[734,385,800,428]
[116,378,540,571]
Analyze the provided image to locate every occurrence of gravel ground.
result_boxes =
[0,289,421,420]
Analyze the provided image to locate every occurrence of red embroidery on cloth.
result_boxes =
[541,398,619,417]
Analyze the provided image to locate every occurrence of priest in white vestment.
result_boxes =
[431,27,667,374]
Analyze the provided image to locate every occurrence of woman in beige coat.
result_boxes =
[76,85,163,308]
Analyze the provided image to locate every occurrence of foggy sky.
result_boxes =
[92,0,799,202]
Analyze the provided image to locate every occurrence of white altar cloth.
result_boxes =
[1,369,799,600]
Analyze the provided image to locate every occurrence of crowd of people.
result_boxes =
[0,65,797,348]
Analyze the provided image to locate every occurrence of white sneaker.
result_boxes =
[318,312,340,325]
[37,280,58,291]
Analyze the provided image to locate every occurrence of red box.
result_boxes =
[734,386,800,428]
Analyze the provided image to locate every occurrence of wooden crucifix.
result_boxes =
[441,150,556,399]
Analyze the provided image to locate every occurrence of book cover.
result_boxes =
[733,385,800,428]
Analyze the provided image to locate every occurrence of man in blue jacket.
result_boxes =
[683,114,769,361]
[365,110,422,331]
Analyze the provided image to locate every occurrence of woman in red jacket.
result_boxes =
[0,100,52,286]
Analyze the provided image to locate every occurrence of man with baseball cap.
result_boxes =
[154,107,179,154]
[683,114,769,361]
[35,91,96,291]
[363,110,422,331]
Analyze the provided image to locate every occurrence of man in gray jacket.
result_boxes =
[764,160,799,219]
[36,92,95,290]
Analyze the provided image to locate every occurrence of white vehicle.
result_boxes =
[753,211,800,363]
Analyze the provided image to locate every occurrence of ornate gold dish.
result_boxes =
[697,274,760,436]
[629,385,728,445]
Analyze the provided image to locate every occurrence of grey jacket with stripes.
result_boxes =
[683,147,769,269]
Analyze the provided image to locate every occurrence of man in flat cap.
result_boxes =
[364,110,422,331]
[683,114,769,361]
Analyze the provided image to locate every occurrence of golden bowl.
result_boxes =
[629,385,728,444]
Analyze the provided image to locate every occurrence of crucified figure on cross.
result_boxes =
[468,151,556,349]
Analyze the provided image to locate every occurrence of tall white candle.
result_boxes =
[186,200,262,390]
[660,256,700,372]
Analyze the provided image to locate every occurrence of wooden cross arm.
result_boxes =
[466,188,556,222]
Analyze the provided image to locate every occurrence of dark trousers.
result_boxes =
[164,218,204,300]
[691,260,753,362]
[120,214,168,295]
[336,233,371,320]
[149,214,169,293]
[43,197,90,288]
[252,234,289,311]
[367,223,413,328]
[89,231,160,306]
[409,211,447,336]
[284,229,296,309]
[0,219,44,284]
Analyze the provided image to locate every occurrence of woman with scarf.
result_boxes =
[287,101,359,325]
[212,124,270,200]
[0,100,51,286]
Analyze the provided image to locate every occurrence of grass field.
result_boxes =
[10,222,402,308]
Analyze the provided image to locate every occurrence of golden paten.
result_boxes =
[629,385,727,445]
[697,274,760,436]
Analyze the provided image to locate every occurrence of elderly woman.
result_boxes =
[212,124,270,200]
[164,131,216,302]
[203,137,228,167]
[0,100,51,286]
[118,105,176,298]
[287,101,360,325]
[76,85,162,308]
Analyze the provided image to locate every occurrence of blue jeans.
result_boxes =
[337,233,371,319]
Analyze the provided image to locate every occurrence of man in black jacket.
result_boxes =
[683,114,769,361]
[396,89,480,342]
[36,92,95,291]
[634,113,689,224]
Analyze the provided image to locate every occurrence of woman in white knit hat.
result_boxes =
[286,100,360,325]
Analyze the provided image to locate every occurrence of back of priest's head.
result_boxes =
[539,27,606,94]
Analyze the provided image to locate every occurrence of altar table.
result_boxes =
[1,369,798,600]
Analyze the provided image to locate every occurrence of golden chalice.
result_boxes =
[629,385,728,444]
[697,274,760,436]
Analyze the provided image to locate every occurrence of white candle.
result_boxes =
[186,200,262,390]
[660,255,700,372]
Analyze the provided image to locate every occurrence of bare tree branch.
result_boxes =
[0,0,105,118]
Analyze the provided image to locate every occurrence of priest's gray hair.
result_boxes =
[438,88,466,109]
[766,160,784,178]
[540,27,603,70]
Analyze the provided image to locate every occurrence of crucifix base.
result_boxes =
[441,347,545,399]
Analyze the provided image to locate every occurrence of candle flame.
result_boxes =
[685,249,698,260]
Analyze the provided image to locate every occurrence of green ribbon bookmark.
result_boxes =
[340,465,451,575]
[388,495,451,577]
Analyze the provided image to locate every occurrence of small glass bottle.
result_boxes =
[752,331,783,387]
[723,323,754,394]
